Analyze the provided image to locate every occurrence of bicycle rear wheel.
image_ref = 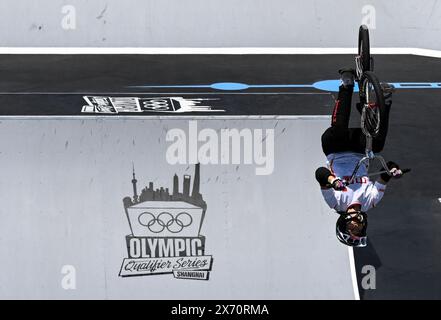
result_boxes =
[358,25,372,74]
[359,71,386,138]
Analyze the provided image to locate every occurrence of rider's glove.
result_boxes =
[331,178,346,191]
[380,161,403,183]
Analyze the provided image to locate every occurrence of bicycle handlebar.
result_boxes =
[367,168,411,177]
[343,168,411,186]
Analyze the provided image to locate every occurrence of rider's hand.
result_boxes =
[390,167,403,179]
[380,161,402,182]
[330,178,346,191]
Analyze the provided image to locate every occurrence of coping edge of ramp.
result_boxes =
[0,47,441,58]
[348,247,361,300]
[0,115,332,120]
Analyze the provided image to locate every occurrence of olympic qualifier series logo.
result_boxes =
[81,96,224,114]
[119,163,213,280]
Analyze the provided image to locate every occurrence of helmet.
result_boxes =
[336,212,368,247]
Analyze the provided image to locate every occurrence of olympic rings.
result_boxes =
[142,99,170,111]
[138,211,193,233]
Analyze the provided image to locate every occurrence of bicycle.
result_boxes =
[345,25,410,185]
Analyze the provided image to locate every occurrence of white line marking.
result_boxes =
[0,115,331,120]
[348,247,361,301]
[438,198,441,203]
[0,47,441,58]
[0,92,331,95]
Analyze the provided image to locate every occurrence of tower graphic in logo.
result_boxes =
[119,164,213,280]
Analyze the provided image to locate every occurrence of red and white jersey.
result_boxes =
[321,152,387,212]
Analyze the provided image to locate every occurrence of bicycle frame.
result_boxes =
[346,56,391,185]
[355,56,363,81]
[346,26,395,185]
[346,86,391,185]
[355,54,375,83]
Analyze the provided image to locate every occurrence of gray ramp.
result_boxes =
[0,117,357,299]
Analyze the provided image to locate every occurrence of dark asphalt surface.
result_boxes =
[1,54,441,299]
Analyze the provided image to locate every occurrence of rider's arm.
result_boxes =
[378,161,402,185]
[315,167,336,189]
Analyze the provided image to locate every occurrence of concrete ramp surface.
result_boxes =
[0,117,357,299]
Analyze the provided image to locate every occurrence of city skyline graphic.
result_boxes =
[123,163,207,211]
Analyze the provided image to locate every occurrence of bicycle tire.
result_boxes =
[358,25,371,73]
[359,71,386,138]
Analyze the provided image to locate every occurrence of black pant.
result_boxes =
[321,85,390,156]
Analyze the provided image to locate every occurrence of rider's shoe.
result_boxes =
[338,68,356,87]
[380,82,395,103]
